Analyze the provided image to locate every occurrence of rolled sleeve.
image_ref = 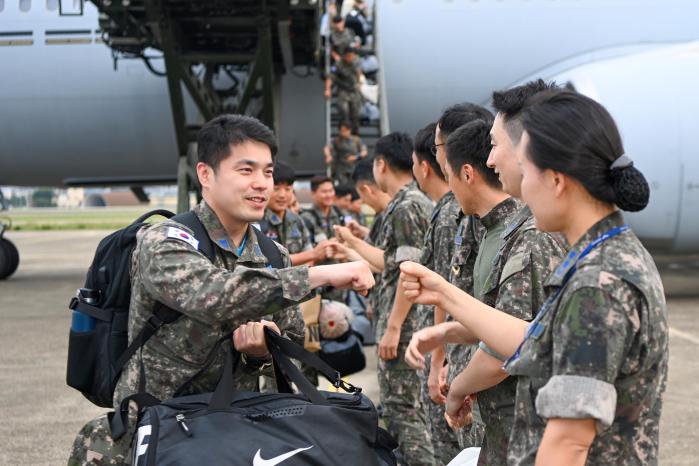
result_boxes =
[535,374,617,431]
[395,245,422,263]
[479,341,508,362]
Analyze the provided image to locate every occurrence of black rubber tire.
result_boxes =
[0,238,19,279]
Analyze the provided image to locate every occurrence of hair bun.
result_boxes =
[611,165,650,212]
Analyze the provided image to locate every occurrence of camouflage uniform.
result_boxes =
[329,134,366,185]
[446,212,485,449]
[366,211,386,335]
[260,208,313,255]
[300,204,345,302]
[505,212,668,465]
[472,202,566,466]
[69,201,308,465]
[331,57,363,134]
[375,181,435,465]
[415,192,462,464]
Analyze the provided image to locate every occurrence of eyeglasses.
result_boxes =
[430,143,444,156]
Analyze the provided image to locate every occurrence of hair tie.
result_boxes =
[610,154,633,170]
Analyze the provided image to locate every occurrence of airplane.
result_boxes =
[1,0,698,279]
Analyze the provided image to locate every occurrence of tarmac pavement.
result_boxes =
[0,230,696,465]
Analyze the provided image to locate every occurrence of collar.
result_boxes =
[501,204,532,240]
[385,181,417,216]
[545,210,626,287]
[430,191,455,223]
[478,197,520,230]
[193,201,267,263]
[264,208,284,226]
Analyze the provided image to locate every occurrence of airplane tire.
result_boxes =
[0,238,19,279]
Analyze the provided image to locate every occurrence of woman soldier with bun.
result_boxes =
[400,90,668,466]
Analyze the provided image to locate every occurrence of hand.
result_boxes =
[324,88,332,99]
[428,363,447,405]
[325,241,361,262]
[345,154,358,163]
[333,224,358,245]
[404,325,447,370]
[378,326,401,360]
[400,261,448,307]
[346,219,369,239]
[312,239,334,262]
[309,260,375,295]
[445,393,474,431]
[232,320,280,358]
[324,146,333,165]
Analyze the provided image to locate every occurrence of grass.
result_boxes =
[0,206,175,231]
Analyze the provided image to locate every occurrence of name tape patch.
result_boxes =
[167,227,199,250]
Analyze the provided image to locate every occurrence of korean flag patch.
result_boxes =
[167,227,200,250]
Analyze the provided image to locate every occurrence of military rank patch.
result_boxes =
[166,227,199,250]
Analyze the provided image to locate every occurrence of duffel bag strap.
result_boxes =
[207,344,242,412]
[264,328,361,398]
[109,392,161,440]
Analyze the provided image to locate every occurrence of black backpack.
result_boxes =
[66,209,283,408]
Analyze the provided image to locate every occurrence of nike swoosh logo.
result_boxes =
[253,446,314,466]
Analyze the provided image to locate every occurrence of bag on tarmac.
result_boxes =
[65,209,283,408]
[131,328,397,466]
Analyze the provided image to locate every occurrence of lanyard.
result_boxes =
[503,224,629,367]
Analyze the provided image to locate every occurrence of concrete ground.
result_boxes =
[0,230,696,465]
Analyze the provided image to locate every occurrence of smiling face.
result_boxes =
[312,181,336,210]
[197,140,274,224]
[269,182,293,214]
[487,113,522,198]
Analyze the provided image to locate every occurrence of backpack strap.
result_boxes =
[253,227,284,269]
[113,211,216,377]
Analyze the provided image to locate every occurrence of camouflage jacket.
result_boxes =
[330,135,366,172]
[445,213,484,384]
[367,211,386,314]
[474,202,566,466]
[375,181,433,342]
[260,208,313,255]
[506,211,668,466]
[416,191,461,330]
[114,201,308,406]
[300,204,344,245]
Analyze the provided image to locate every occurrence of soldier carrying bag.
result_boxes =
[66,209,283,408]
[131,327,397,465]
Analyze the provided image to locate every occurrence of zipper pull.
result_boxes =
[176,414,193,437]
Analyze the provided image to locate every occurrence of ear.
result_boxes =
[549,169,566,198]
[375,158,387,175]
[420,160,430,179]
[197,162,213,189]
[461,164,475,184]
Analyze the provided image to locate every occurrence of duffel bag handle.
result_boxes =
[264,328,361,397]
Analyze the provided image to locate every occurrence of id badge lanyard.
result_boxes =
[504,224,629,367]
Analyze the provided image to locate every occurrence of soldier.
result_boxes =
[68,114,375,465]
[329,14,358,62]
[406,103,494,451]
[335,132,435,465]
[300,175,345,246]
[325,46,363,135]
[401,90,666,466]
[403,122,462,464]
[259,161,324,266]
[324,120,368,185]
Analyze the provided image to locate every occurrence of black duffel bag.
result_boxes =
[131,328,397,466]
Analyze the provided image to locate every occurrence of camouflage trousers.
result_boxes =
[336,89,362,134]
[378,343,436,466]
[418,354,461,465]
[68,408,137,466]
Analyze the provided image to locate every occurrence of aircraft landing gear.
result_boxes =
[0,219,19,280]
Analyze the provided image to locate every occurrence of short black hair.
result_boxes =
[332,15,344,23]
[339,120,352,130]
[413,122,444,181]
[521,90,650,212]
[437,103,494,141]
[446,120,500,189]
[352,156,376,185]
[335,184,353,198]
[310,175,334,192]
[350,188,360,201]
[273,161,295,185]
[492,79,559,145]
[197,114,277,170]
[374,132,413,173]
